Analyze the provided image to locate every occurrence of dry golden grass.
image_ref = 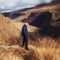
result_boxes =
[0,14,60,60]
[0,37,60,60]
[0,14,39,45]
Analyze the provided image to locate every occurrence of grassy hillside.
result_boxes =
[0,14,39,45]
[0,13,60,60]
[0,37,60,60]
[2,3,60,28]
[0,3,60,60]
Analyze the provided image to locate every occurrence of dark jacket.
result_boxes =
[21,24,28,38]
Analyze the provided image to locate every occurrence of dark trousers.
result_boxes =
[22,36,28,48]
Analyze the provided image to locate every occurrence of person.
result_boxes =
[21,19,29,50]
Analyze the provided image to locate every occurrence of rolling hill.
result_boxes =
[0,2,60,60]
[2,3,60,28]
[0,14,39,45]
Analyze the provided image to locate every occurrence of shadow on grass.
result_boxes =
[30,11,60,38]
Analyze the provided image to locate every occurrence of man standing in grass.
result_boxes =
[21,18,29,50]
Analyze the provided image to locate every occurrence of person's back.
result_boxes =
[22,24,28,38]
[21,19,29,50]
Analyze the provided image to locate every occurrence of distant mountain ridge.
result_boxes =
[52,0,60,3]
[1,1,60,28]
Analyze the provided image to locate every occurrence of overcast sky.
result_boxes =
[0,0,52,13]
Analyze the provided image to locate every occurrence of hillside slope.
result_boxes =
[2,3,60,28]
[2,4,60,20]
[0,10,60,60]
[0,37,60,60]
[0,14,39,45]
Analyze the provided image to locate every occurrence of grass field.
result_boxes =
[0,37,60,60]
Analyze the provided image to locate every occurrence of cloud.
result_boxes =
[44,0,52,3]
[0,0,18,9]
[21,0,40,4]
[0,0,52,13]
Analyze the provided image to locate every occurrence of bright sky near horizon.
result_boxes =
[0,0,52,13]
